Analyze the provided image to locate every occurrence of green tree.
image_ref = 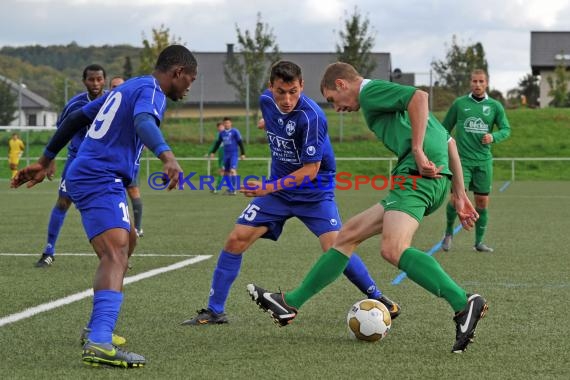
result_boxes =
[518,73,540,107]
[431,35,488,96]
[139,25,182,75]
[335,6,376,77]
[48,75,81,115]
[546,57,569,107]
[0,78,17,125]
[224,12,280,117]
[123,56,133,79]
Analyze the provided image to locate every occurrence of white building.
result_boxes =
[0,74,58,127]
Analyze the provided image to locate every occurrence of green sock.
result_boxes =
[475,208,488,245]
[445,202,457,235]
[398,247,467,312]
[285,248,349,309]
[215,175,223,190]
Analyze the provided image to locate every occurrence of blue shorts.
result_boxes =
[236,194,342,241]
[67,178,131,240]
[223,154,238,171]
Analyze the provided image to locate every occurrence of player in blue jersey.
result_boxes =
[12,45,198,368]
[35,64,107,268]
[181,60,399,326]
[110,76,144,237]
[208,116,245,194]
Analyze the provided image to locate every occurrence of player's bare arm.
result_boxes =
[158,150,182,191]
[408,90,442,178]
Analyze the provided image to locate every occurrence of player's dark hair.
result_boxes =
[83,64,106,80]
[155,44,197,75]
[269,60,302,84]
[223,117,231,122]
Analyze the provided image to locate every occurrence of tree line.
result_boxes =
[1,7,567,125]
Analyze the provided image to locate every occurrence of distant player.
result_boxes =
[12,45,198,368]
[208,116,245,194]
[35,64,106,268]
[441,69,511,252]
[181,60,399,327]
[8,133,25,179]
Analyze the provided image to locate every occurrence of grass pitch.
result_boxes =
[0,181,569,379]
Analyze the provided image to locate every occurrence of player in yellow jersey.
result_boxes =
[8,133,25,178]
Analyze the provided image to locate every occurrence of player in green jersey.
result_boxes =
[441,69,511,253]
[246,62,488,354]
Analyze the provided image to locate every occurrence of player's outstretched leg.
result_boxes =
[181,250,241,326]
[246,284,297,326]
[452,293,488,353]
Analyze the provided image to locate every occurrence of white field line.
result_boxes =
[0,253,197,257]
[0,255,211,328]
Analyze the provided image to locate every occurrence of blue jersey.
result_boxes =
[58,91,102,158]
[259,89,335,202]
[68,75,167,185]
[217,128,242,156]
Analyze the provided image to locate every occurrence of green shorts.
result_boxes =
[380,176,450,223]
[462,160,493,194]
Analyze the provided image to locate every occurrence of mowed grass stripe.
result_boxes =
[0,255,211,328]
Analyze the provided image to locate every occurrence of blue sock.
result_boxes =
[207,250,243,314]
[343,253,382,299]
[87,290,123,344]
[44,206,67,255]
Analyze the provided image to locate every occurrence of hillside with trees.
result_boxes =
[0,43,142,112]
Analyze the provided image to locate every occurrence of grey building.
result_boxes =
[530,31,570,108]
[185,49,392,105]
[0,74,57,127]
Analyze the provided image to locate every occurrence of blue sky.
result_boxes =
[1,0,569,93]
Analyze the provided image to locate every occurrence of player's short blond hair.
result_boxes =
[471,69,488,80]
[320,62,361,94]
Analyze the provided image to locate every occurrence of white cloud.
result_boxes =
[300,0,345,24]
[2,0,570,94]
[514,0,568,28]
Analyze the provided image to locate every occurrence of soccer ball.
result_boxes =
[347,299,392,342]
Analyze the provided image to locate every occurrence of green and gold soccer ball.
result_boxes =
[347,299,392,342]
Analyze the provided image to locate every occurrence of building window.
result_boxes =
[27,113,37,126]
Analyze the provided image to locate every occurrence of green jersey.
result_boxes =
[442,93,511,163]
[359,80,451,176]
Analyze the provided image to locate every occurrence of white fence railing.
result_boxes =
[141,156,570,182]
[3,156,570,182]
